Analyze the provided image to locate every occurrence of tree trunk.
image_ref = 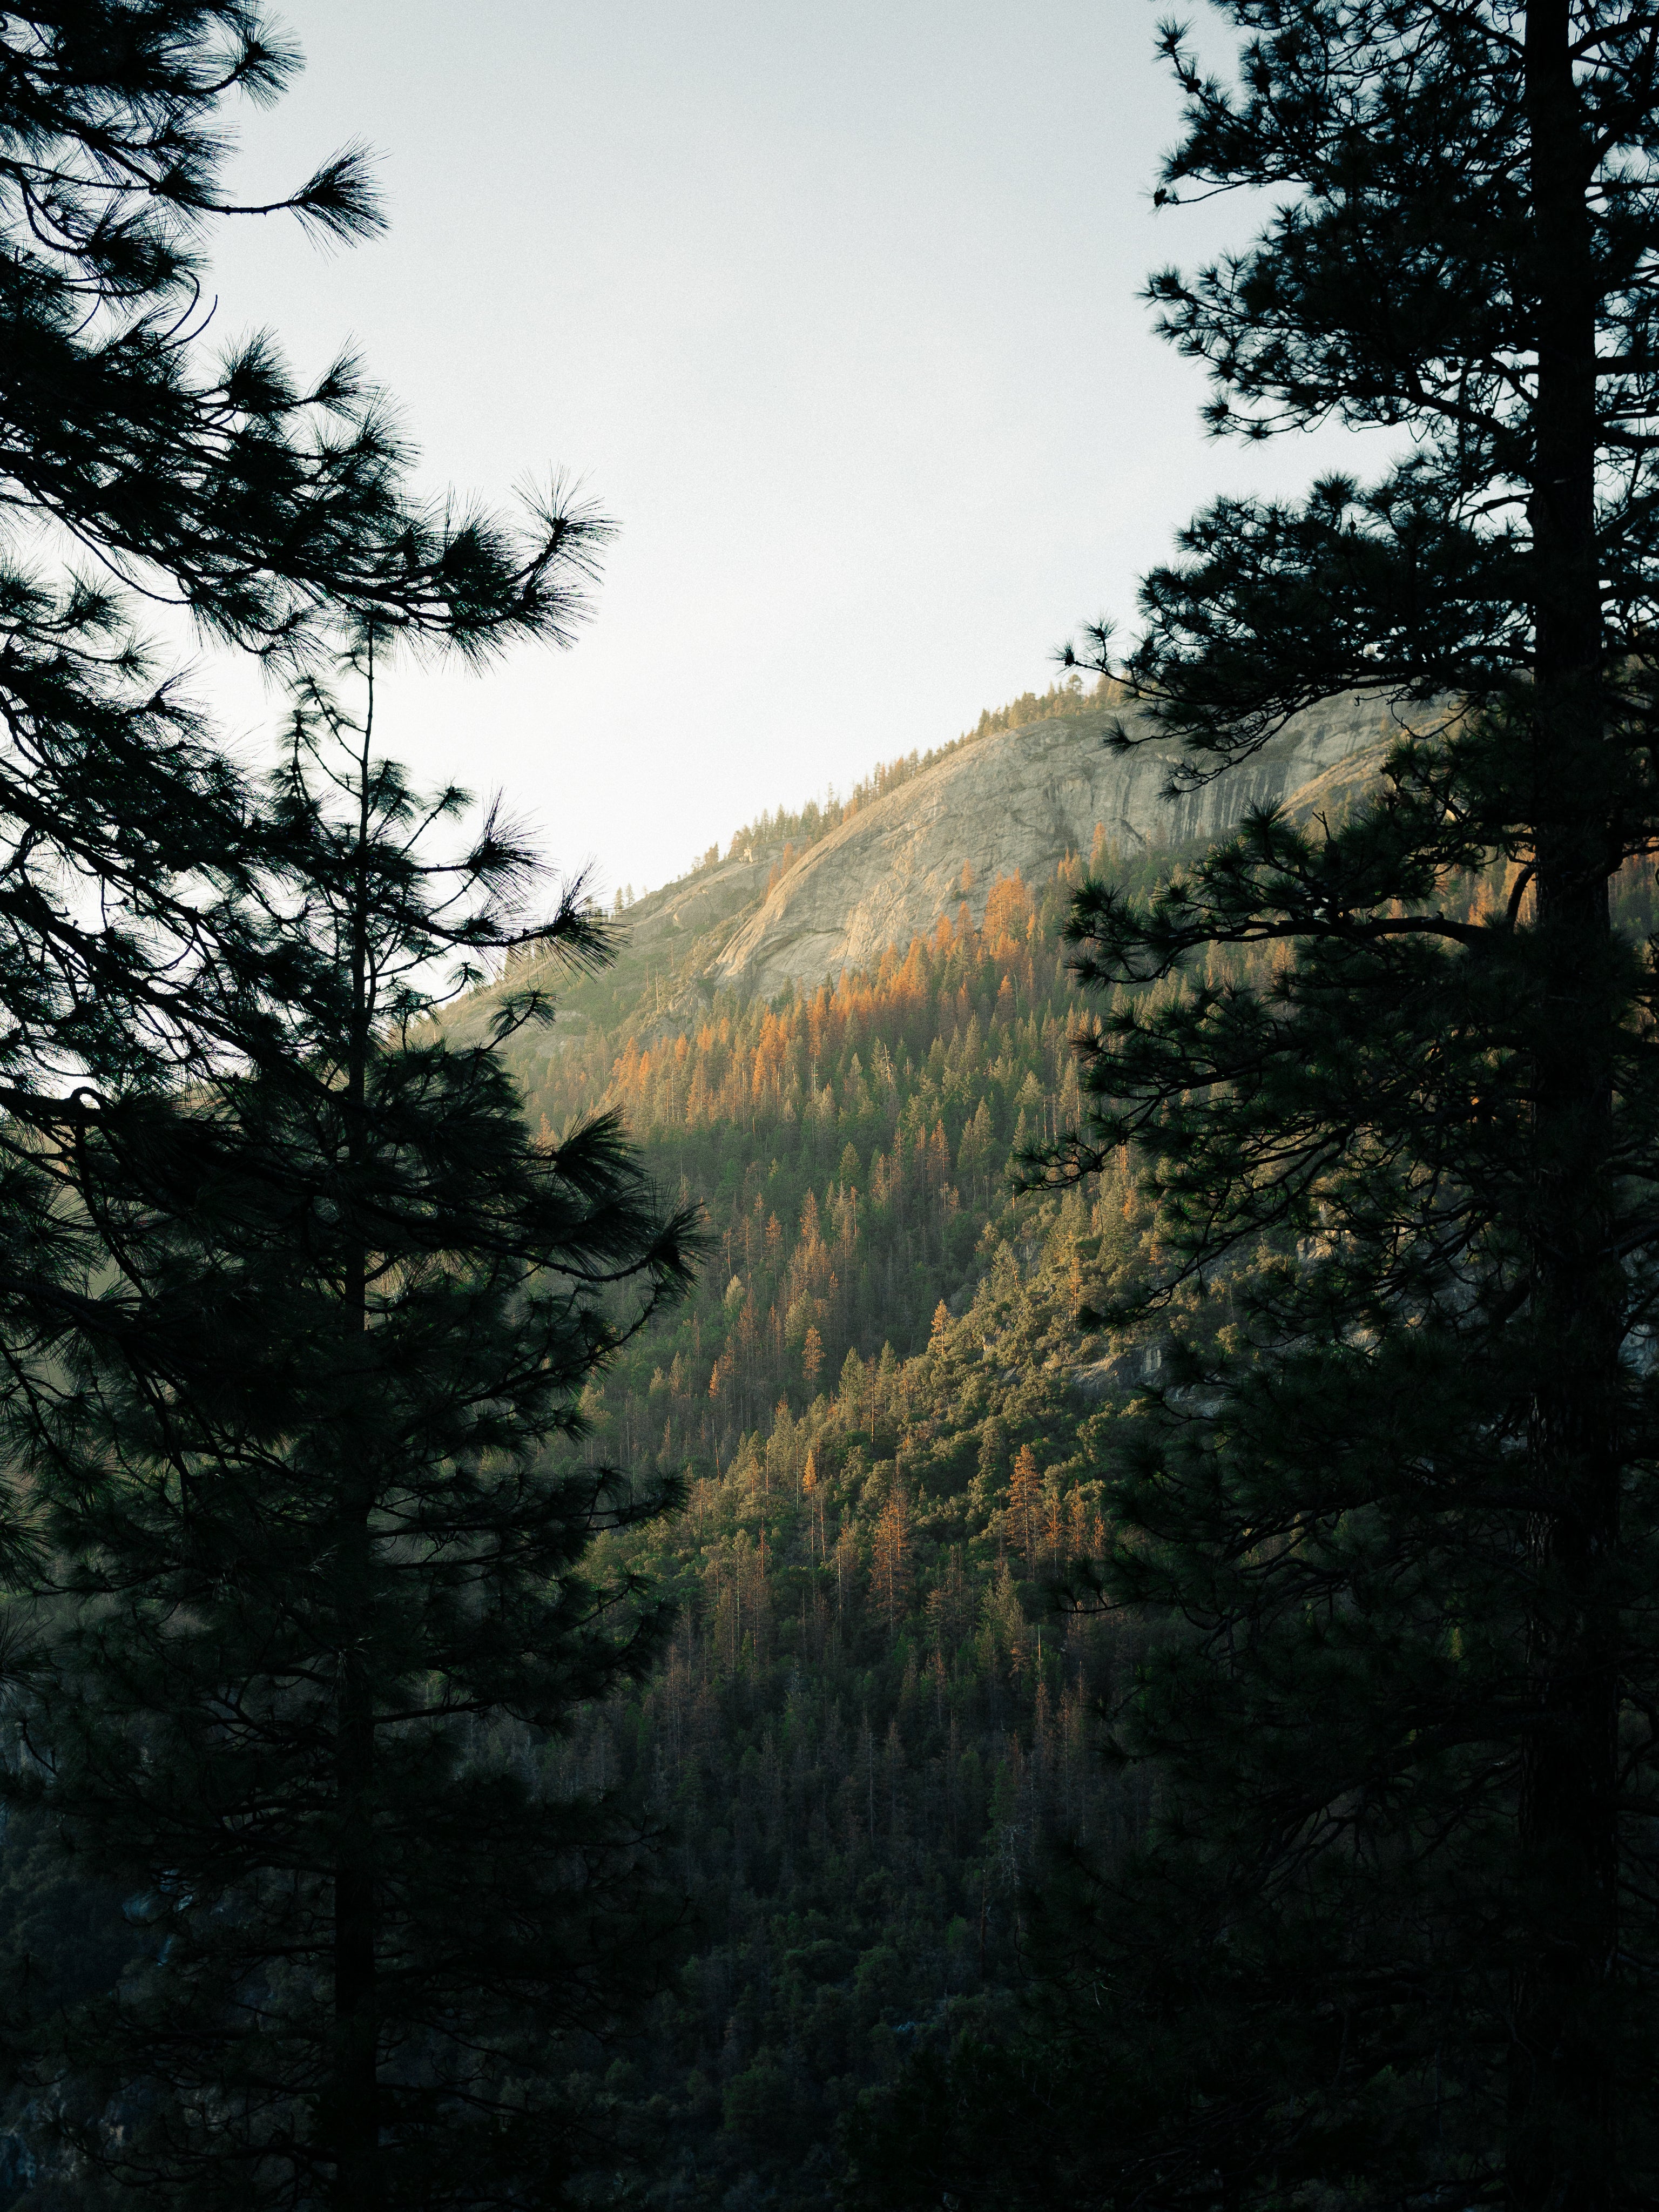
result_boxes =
[331,1208,381,2208]
[333,1536,381,2211]
[1512,3,1621,2202]
[331,756,382,2208]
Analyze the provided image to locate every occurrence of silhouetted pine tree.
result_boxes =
[2,671,694,2209]
[0,6,605,1476]
[855,0,1659,2206]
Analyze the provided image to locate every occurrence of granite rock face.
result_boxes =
[712,691,1417,999]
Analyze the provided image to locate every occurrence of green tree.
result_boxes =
[3,675,694,2209]
[0,4,602,1441]
[0,21,662,2188]
[855,0,1659,2206]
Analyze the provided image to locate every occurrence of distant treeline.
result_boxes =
[696,675,1117,880]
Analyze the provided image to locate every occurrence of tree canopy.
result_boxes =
[0,11,692,2203]
[857,0,1659,2204]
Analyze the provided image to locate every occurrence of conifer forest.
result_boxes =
[6,3,1659,2211]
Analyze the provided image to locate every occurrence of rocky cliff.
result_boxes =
[453,688,1419,1067]
[705,690,1406,999]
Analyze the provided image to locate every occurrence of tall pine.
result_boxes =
[3,667,693,2208]
[0,5,602,1420]
[0,10,689,2202]
[855,0,1659,2205]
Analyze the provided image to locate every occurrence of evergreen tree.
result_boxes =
[2,672,694,2209]
[855,0,1659,2205]
[0,5,604,1425]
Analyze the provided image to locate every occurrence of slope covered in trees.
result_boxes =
[524,859,1095,1419]
[416,768,1148,2205]
[481,755,1659,2206]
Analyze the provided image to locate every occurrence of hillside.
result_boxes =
[711,686,1394,997]
[520,873,1147,2212]
[451,682,1401,1088]
[436,683,1429,2209]
[0,680,1478,2212]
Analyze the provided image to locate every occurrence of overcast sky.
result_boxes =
[199,1,1388,900]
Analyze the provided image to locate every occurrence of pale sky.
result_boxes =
[198,1,1390,901]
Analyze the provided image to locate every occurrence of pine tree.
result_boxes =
[0,7,604,1446]
[1007,1444,1042,1563]
[855,0,1659,2204]
[3,677,694,2208]
[870,1489,912,1632]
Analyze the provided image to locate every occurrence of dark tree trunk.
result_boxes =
[332,795,383,2210]
[1513,3,1621,2202]
[332,1537,382,2212]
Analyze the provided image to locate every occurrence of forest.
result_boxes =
[498,842,1155,2209]
[462,828,1659,2207]
[5,1,1659,2208]
[0,748,1179,2206]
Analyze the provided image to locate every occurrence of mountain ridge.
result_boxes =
[407,682,1485,2212]
[462,685,1418,1069]
[710,689,1402,997]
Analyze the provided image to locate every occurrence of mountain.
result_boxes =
[0,682,1443,2212]
[709,688,1393,997]
[567,685,1397,1019]
[428,684,1424,2210]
